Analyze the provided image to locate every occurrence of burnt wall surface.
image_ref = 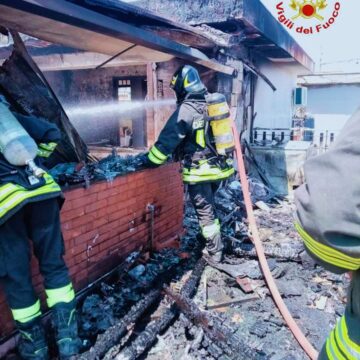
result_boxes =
[134,0,243,24]
[45,65,147,145]
[0,164,183,339]
[154,58,218,140]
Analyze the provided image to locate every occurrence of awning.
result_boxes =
[0,0,235,75]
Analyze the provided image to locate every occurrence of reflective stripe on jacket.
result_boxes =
[295,109,360,359]
[0,111,62,226]
[0,173,61,226]
[148,93,234,184]
[182,161,234,184]
[325,311,360,360]
[295,108,360,274]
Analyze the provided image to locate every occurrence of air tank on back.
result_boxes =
[205,93,235,155]
[0,96,45,177]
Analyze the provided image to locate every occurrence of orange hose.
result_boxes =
[232,123,318,360]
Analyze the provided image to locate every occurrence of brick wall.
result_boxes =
[0,164,183,340]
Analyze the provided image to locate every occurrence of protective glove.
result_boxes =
[135,153,159,169]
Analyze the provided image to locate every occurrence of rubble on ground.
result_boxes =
[4,178,348,360]
[49,152,143,186]
[73,179,346,360]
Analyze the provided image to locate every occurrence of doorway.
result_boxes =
[113,76,147,148]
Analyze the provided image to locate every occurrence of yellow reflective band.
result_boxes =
[171,75,178,86]
[304,240,359,272]
[184,74,196,88]
[46,284,75,308]
[37,148,52,158]
[183,169,234,183]
[12,300,41,323]
[202,220,221,239]
[0,183,18,200]
[329,330,347,360]
[196,129,206,148]
[295,223,360,271]
[182,165,234,183]
[334,318,358,360]
[340,316,360,355]
[148,152,164,165]
[0,174,61,219]
[39,142,57,151]
[150,146,167,161]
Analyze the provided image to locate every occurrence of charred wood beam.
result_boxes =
[143,25,244,49]
[164,287,268,360]
[114,259,206,360]
[95,44,137,69]
[229,239,303,263]
[143,27,217,49]
[74,290,161,360]
[243,60,277,92]
[76,252,199,359]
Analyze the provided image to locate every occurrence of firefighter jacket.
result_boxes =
[295,109,360,359]
[148,93,234,184]
[0,113,62,226]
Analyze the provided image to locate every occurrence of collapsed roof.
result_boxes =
[129,0,315,71]
[0,0,234,75]
[0,0,314,73]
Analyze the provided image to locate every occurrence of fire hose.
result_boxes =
[232,123,319,360]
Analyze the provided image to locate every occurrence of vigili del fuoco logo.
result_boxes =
[276,1,341,35]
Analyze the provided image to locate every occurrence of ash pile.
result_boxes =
[68,178,347,360]
[49,152,143,187]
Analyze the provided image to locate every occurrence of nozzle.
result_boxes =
[26,160,46,178]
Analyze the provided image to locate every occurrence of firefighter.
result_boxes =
[144,65,234,263]
[0,106,81,359]
[295,108,360,359]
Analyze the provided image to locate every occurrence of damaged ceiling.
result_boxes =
[0,0,235,75]
[133,0,315,71]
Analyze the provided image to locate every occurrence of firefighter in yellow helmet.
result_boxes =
[144,65,235,262]
[295,108,360,359]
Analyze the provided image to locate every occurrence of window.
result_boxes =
[118,79,132,102]
[157,80,164,98]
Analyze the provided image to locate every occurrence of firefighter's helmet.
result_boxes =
[170,65,206,99]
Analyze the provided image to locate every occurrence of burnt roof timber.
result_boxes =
[67,0,228,48]
[0,0,235,75]
[239,1,314,70]
[132,0,314,71]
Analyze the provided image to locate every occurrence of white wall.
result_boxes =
[254,60,306,131]
[307,84,360,115]
[307,84,360,147]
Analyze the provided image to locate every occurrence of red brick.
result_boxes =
[0,164,184,339]
[61,207,86,222]
[108,208,128,223]
[70,212,97,229]
[71,193,98,210]
[93,216,108,230]
[70,243,87,256]
[61,200,73,212]
[63,187,87,200]
[85,199,107,214]
[74,230,99,246]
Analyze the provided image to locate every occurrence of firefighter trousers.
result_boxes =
[319,270,360,359]
[188,181,223,254]
[0,198,72,323]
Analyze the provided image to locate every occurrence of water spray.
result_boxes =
[64,98,176,119]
